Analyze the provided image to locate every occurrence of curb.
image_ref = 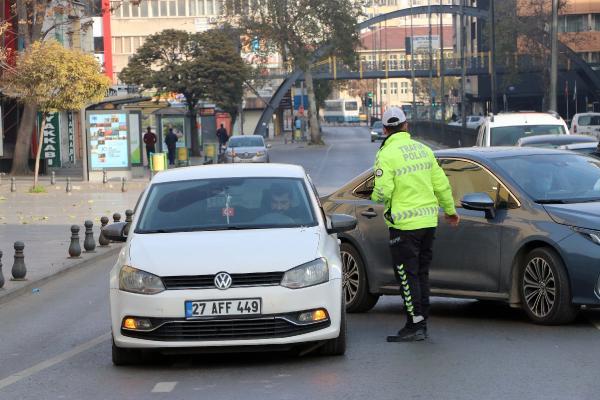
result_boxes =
[0,245,122,306]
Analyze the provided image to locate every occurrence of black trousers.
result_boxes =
[389,227,436,323]
[146,146,155,166]
[167,147,176,165]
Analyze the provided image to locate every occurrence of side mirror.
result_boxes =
[102,222,128,242]
[266,144,272,149]
[461,192,496,219]
[327,214,357,234]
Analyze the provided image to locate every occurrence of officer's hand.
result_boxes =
[445,213,460,227]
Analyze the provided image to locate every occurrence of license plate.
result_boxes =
[185,298,262,318]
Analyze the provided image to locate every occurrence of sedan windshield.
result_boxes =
[495,154,600,203]
[491,125,566,146]
[229,137,264,148]
[136,177,316,233]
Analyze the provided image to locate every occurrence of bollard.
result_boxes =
[68,225,82,258]
[11,241,26,280]
[51,171,56,185]
[121,177,127,192]
[83,220,96,253]
[99,216,110,247]
[113,212,121,223]
[124,209,133,236]
[11,177,16,192]
[102,170,108,184]
[0,250,4,289]
[66,177,72,193]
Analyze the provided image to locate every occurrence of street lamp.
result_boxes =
[550,0,558,112]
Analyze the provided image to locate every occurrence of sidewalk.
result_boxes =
[0,180,146,303]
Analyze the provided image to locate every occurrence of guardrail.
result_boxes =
[409,121,478,148]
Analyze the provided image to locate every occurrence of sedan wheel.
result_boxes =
[340,243,379,313]
[519,248,577,325]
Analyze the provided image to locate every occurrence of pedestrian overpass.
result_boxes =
[253,4,600,136]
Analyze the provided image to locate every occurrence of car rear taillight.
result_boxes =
[574,124,577,133]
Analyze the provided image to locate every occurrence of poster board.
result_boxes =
[87,111,131,171]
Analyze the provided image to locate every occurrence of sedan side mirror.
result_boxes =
[461,192,496,219]
[327,214,357,234]
[102,222,128,242]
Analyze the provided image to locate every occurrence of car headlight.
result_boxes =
[371,131,377,135]
[281,258,329,289]
[256,151,265,156]
[572,227,600,245]
[119,266,165,294]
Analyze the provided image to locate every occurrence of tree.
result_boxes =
[4,40,110,188]
[223,0,363,144]
[119,29,249,156]
[414,77,460,104]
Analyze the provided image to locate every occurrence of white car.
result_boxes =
[570,112,600,138]
[475,112,569,147]
[105,164,355,365]
[448,115,484,129]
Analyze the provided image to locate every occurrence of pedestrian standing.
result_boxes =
[143,126,157,167]
[294,116,302,143]
[164,128,178,165]
[216,124,229,154]
[372,107,459,342]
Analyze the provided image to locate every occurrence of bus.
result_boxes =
[323,99,360,123]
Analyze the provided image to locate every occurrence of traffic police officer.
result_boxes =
[372,107,459,342]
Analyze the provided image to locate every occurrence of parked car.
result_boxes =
[321,147,600,325]
[223,135,270,163]
[370,120,384,142]
[516,134,596,148]
[448,115,485,129]
[558,141,600,157]
[105,164,356,365]
[570,112,600,138]
[475,112,569,147]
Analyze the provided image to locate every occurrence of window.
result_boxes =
[131,3,139,17]
[189,0,196,15]
[132,37,141,53]
[198,0,205,15]
[160,0,168,16]
[381,82,387,95]
[114,37,123,54]
[151,0,159,16]
[207,0,214,14]
[400,81,409,94]
[594,14,600,31]
[344,101,358,111]
[123,37,132,54]
[440,159,505,208]
[565,14,586,32]
[140,1,149,16]
[169,0,177,15]
[490,125,567,146]
[111,1,121,17]
[178,0,186,15]
[391,82,398,95]
[122,2,130,17]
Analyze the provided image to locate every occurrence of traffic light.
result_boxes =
[367,97,373,108]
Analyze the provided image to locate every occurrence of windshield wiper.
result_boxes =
[535,199,571,204]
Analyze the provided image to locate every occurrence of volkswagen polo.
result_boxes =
[105,164,356,365]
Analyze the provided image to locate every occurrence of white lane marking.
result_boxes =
[152,382,178,393]
[0,332,110,391]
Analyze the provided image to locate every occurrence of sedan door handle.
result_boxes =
[360,210,378,218]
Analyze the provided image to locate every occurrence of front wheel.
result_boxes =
[340,243,380,313]
[112,339,141,366]
[519,247,578,325]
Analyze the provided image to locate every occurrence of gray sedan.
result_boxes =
[322,147,600,324]
[223,135,270,163]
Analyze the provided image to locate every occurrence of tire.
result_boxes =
[112,339,140,366]
[371,138,375,143]
[320,294,346,356]
[340,243,380,313]
[519,247,578,325]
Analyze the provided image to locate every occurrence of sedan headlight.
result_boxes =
[371,131,377,136]
[281,258,329,289]
[573,227,600,245]
[256,151,265,157]
[119,265,165,294]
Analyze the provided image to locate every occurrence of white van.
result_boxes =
[570,113,600,138]
[475,112,569,147]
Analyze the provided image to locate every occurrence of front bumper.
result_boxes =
[224,154,268,163]
[111,279,342,349]
[559,232,600,305]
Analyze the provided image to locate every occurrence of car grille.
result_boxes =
[162,272,285,290]
[121,317,330,341]
[238,152,256,159]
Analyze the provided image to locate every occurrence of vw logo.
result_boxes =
[214,272,232,290]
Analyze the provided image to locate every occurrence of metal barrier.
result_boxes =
[409,121,478,148]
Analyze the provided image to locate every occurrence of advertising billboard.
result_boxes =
[88,112,130,170]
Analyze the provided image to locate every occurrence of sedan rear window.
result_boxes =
[136,177,317,233]
[229,137,264,147]
[491,125,566,146]
[578,116,600,126]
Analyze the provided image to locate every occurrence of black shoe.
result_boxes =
[388,322,427,342]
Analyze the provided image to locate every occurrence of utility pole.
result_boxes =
[490,0,497,114]
[410,0,416,120]
[428,0,433,121]
[460,0,467,128]
[440,4,446,121]
[550,0,558,112]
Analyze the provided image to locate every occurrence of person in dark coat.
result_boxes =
[143,127,157,167]
[164,128,178,165]
[216,124,229,154]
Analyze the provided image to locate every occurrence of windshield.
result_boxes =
[345,101,358,111]
[228,137,264,148]
[136,177,317,233]
[491,125,567,146]
[495,154,600,203]
[372,121,383,129]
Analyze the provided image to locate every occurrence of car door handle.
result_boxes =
[360,209,378,218]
